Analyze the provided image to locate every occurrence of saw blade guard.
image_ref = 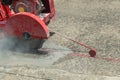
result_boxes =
[4,12,49,39]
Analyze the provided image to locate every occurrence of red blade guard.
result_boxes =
[4,12,49,39]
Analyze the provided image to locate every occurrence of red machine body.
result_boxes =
[0,0,55,39]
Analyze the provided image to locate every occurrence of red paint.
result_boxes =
[72,53,120,63]
[50,29,97,57]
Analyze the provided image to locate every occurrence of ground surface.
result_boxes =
[0,0,120,80]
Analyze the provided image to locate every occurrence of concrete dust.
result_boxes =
[0,0,120,80]
[0,37,72,67]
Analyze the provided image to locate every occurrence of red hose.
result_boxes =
[49,29,96,57]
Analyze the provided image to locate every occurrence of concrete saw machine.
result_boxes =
[0,0,55,50]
